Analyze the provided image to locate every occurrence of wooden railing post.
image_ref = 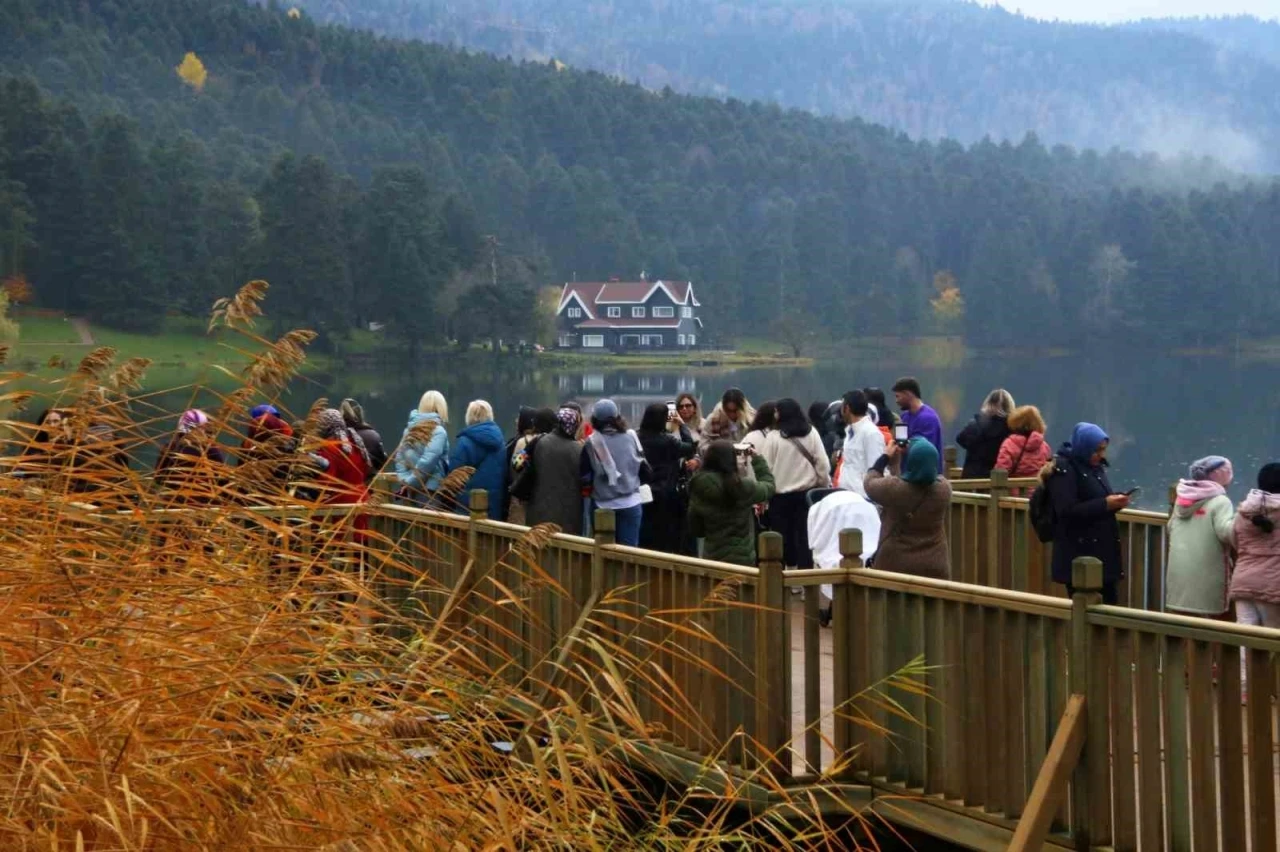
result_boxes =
[833,528,863,776]
[1069,556,1104,851]
[986,468,1008,588]
[944,446,958,479]
[754,531,789,779]
[592,508,614,594]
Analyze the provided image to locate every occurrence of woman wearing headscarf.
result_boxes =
[507,407,555,525]
[238,403,298,500]
[864,436,952,579]
[761,398,831,573]
[1043,423,1130,604]
[1166,455,1236,618]
[313,408,371,508]
[526,407,587,535]
[340,398,387,479]
[155,409,226,503]
[581,399,649,547]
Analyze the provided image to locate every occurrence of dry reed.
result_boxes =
[0,282,925,850]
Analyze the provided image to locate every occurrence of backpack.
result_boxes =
[1028,474,1058,543]
[507,436,541,502]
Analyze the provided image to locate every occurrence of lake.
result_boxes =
[294,346,1279,512]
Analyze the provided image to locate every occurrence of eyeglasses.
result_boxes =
[677,402,695,410]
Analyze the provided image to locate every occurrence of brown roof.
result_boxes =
[557,279,698,315]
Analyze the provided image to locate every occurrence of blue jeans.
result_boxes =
[613,504,643,547]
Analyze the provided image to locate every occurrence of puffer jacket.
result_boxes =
[996,432,1053,478]
[448,420,507,518]
[1165,481,1235,616]
[1045,450,1122,585]
[1229,490,1280,606]
[394,410,449,492]
[688,455,776,566]
[956,413,1011,478]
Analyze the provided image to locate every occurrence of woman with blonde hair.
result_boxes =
[956,388,1015,478]
[447,399,506,519]
[394,390,450,506]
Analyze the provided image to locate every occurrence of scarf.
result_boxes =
[317,408,371,469]
[556,406,581,440]
[178,409,209,435]
[1067,422,1109,463]
[1175,478,1226,507]
[901,436,940,485]
[340,398,369,429]
[586,430,620,485]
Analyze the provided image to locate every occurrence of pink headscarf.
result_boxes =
[178,409,210,434]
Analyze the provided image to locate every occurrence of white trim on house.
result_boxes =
[652,306,674,318]
[581,335,605,348]
[631,306,645,318]
[567,306,582,318]
[681,306,693,318]
[606,306,621,318]
[557,290,596,319]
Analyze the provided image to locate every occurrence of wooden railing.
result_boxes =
[945,468,1174,610]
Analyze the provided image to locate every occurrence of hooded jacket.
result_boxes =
[1165,480,1235,615]
[956,413,1011,478]
[1229,490,1280,606]
[394,410,449,493]
[688,455,776,566]
[1045,436,1122,585]
[448,419,507,518]
[996,432,1052,478]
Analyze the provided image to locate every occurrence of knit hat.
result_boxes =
[178,409,209,434]
[1188,455,1233,487]
[591,398,619,421]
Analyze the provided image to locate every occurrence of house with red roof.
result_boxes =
[554,279,703,351]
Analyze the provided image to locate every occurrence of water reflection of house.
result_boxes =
[556,373,701,424]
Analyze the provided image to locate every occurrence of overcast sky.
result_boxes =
[979,0,1279,23]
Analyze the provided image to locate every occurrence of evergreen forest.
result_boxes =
[1,0,1278,348]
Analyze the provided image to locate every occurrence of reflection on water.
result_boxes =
[271,349,1279,511]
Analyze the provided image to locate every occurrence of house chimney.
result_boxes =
[640,270,647,281]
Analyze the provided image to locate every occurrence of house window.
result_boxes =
[607,306,621,318]
[557,335,573,348]
[583,374,604,391]
[632,307,645,318]
[688,335,696,346]
[620,334,641,347]
[681,307,693,318]
[642,334,663,347]
[652,306,674,318]
[582,335,604,348]
[567,307,582,318]
[678,334,687,346]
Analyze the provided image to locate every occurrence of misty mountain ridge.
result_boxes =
[281,0,1280,173]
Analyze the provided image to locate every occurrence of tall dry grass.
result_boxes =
[0,282,926,850]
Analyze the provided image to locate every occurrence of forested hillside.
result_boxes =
[0,0,1278,348]
[280,0,1280,174]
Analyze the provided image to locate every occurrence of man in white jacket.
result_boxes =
[838,390,886,498]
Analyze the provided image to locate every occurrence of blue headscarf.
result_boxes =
[901,436,940,485]
[1067,422,1109,464]
[250,403,280,420]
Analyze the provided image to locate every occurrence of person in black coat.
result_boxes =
[956,388,1014,478]
[1044,422,1131,604]
[638,402,696,553]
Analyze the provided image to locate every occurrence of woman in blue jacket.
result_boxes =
[448,399,507,519]
[394,390,451,506]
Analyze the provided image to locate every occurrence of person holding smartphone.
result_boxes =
[1043,422,1129,604]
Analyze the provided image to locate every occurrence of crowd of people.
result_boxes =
[13,379,1279,641]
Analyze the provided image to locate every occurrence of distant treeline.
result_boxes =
[0,0,1278,347]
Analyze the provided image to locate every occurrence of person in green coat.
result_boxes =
[1166,455,1236,617]
[688,440,777,566]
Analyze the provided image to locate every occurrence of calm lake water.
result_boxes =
[289,347,1279,512]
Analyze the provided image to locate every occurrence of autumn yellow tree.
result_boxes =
[175,52,208,91]
[929,269,964,329]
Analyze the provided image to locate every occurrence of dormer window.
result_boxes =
[681,307,693,318]
[567,307,582,318]
[652,306,674,318]
[607,307,621,318]
[632,307,645,318]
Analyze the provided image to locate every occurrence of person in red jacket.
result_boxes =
[313,408,371,545]
[995,405,1053,494]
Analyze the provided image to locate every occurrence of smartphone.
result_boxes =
[1124,487,1141,498]
[893,423,909,447]
[667,401,677,416]
[733,442,752,454]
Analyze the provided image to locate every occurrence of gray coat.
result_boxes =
[526,432,585,535]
